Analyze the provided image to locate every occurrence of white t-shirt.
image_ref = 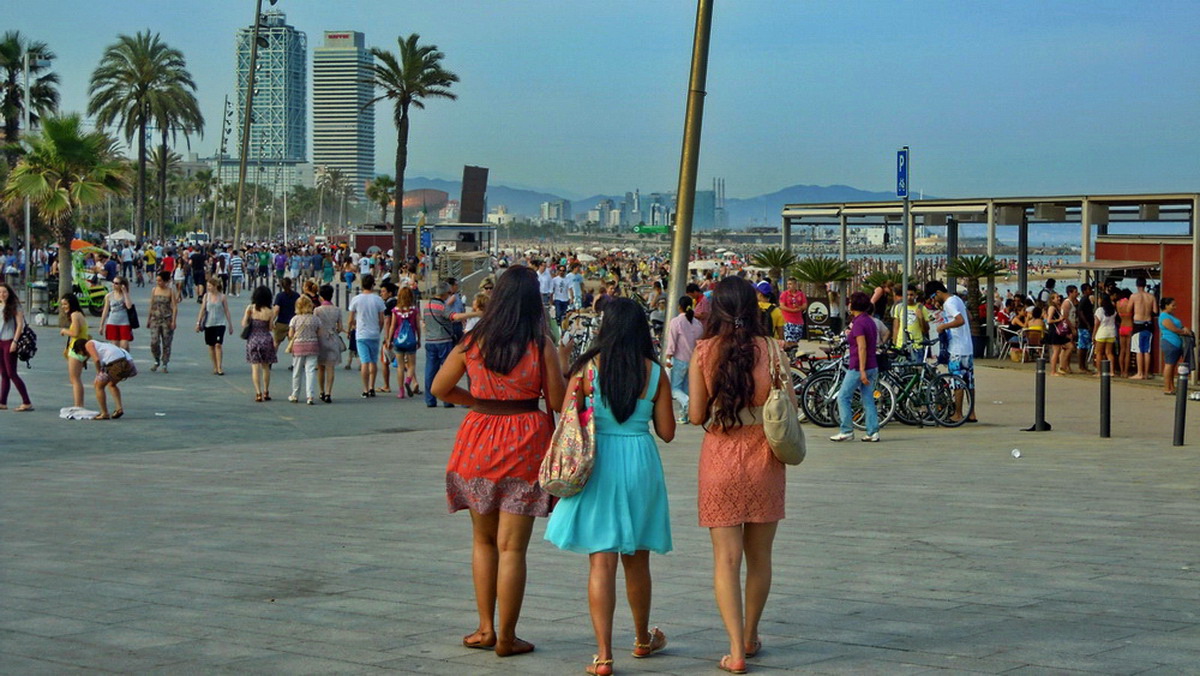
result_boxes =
[1094,306,1117,340]
[550,276,570,302]
[941,294,973,356]
[359,256,373,275]
[348,292,387,340]
[538,269,553,294]
[93,341,132,365]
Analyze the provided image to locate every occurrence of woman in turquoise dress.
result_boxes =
[545,298,676,676]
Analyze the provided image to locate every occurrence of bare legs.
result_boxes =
[93,381,122,418]
[1119,334,1131,377]
[66,357,85,408]
[586,551,653,664]
[250,363,271,397]
[710,522,778,669]
[318,363,335,397]
[465,509,535,656]
[208,344,224,374]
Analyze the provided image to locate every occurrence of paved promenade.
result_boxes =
[2,294,1199,673]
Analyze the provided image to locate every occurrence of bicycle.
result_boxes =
[882,339,974,428]
[799,352,896,430]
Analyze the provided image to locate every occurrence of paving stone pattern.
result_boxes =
[2,297,1199,673]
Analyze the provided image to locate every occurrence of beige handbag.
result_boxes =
[762,339,806,465]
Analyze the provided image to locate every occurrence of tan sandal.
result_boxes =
[14,404,33,412]
[632,627,666,658]
[718,655,747,674]
[586,655,614,675]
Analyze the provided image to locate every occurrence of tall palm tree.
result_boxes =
[149,144,181,232]
[0,31,60,165]
[366,33,458,272]
[365,174,395,223]
[87,31,194,241]
[2,114,130,302]
[148,81,203,238]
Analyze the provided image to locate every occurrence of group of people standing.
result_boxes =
[433,266,795,675]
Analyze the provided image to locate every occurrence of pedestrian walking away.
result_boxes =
[544,298,675,676]
[430,264,567,659]
[243,285,278,402]
[688,277,794,675]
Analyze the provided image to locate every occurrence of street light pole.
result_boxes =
[232,0,266,250]
[665,0,714,330]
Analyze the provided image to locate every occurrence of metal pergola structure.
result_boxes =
[781,193,1200,353]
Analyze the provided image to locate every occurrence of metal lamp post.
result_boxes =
[232,0,280,250]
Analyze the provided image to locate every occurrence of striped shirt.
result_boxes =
[230,256,244,277]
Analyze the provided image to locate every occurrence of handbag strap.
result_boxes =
[764,338,787,390]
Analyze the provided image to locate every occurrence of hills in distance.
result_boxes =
[404,176,898,229]
[403,176,1108,244]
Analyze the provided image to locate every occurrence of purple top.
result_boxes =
[848,313,878,371]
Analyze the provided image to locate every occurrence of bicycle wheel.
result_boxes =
[927,373,972,427]
[800,371,839,428]
[791,367,809,423]
[885,372,920,426]
[850,378,896,430]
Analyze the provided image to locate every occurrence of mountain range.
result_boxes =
[404,177,1095,245]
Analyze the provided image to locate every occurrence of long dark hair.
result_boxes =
[465,265,546,375]
[569,298,656,423]
[60,293,82,316]
[702,277,766,432]
[1,283,19,323]
[1099,292,1115,317]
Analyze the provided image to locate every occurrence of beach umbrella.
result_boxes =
[577,253,597,262]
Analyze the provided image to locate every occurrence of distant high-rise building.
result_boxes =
[540,199,572,223]
[226,10,309,189]
[313,31,374,199]
[693,190,716,231]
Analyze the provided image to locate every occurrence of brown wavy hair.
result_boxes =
[702,276,766,431]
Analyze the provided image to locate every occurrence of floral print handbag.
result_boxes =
[539,361,596,498]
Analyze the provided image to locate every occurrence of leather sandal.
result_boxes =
[718,655,747,674]
[461,630,495,650]
[586,655,614,675]
[744,639,762,658]
[494,637,534,657]
[632,627,666,658]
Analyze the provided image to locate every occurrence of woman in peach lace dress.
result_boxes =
[689,277,792,675]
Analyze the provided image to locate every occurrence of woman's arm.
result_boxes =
[430,344,474,406]
[688,353,709,426]
[241,305,251,328]
[542,340,566,412]
[123,287,133,309]
[856,334,869,385]
[11,308,24,352]
[651,363,676,442]
[99,294,110,328]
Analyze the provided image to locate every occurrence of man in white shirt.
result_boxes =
[347,274,388,397]
[536,260,553,306]
[927,280,978,423]
[566,263,585,310]
[550,266,571,324]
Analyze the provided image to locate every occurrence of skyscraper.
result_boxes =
[224,10,308,189]
[313,31,374,199]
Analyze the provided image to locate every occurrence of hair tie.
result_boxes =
[734,318,744,328]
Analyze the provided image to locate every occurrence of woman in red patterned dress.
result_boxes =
[432,265,566,658]
[689,277,792,674]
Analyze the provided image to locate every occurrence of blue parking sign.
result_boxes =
[421,229,432,251]
[896,147,909,198]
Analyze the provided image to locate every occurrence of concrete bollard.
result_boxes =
[1100,359,1111,438]
[1173,366,1189,446]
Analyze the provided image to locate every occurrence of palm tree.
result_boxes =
[2,114,130,302]
[861,269,903,294]
[366,33,458,272]
[751,246,798,286]
[0,31,60,165]
[148,80,203,238]
[149,144,181,233]
[190,168,217,231]
[945,254,1005,343]
[365,174,395,223]
[791,257,854,290]
[87,31,194,241]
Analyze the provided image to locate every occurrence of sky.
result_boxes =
[13,0,1200,200]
